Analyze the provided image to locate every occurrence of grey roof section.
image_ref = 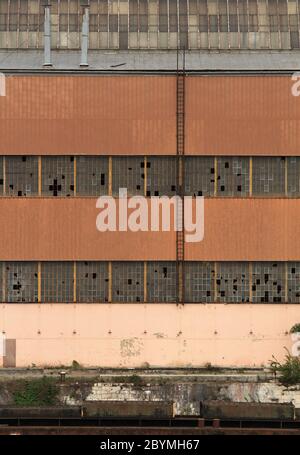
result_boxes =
[0,50,300,73]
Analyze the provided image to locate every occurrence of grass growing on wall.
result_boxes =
[270,349,300,386]
[12,377,59,406]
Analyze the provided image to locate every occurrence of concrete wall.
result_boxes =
[0,304,298,368]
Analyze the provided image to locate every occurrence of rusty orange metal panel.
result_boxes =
[186,75,300,155]
[186,198,300,261]
[0,199,175,260]
[0,76,176,155]
[0,198,299,261]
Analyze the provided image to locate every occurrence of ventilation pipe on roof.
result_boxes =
[80,7,89,67]
[43,6,52,67]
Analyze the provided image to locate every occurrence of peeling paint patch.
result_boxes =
[120,338,143,358]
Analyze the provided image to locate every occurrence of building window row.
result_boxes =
[0,261,299,304]
[0,155,299,198]
[0,0,300,50]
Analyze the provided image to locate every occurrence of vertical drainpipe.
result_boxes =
[80,8,89,67]
[43,6,52,67]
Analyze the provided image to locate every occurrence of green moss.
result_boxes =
[12,377,59,406]
[270,349,300,386]
[127,374,144,385]
[71,360,82,370]
[290,324,300,334]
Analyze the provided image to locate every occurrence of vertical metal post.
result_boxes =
[108,157,113,196]
[214,157,218,196]
[249,156,253,197]
[285,157,288,197]
[43,6,52,67]
[214,262,218,302]
[38,262,41,303]
[249,262,253,303]
[2,263,6,303]
[144,262,147,303]
[73,156,77,197]
[38,156,42,196]
[3,157,5,196]
[285,262,288,303]
[108,262,112,303]
[80,7,90,67]
[73,262,77,303]
[144,156,147,196]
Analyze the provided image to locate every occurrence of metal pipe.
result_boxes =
[43,7,52,67]
[80,8,89,67]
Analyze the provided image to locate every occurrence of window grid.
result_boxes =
[0,156,3,194]
[288,262,300,303]
[112,262,144,303]
[1,1,300,50]
[216,262,249,302]
[6,156,38,197]
[147,157,177,196]
[287,157,300,197]
[5,262,38,303]
[0,261,300,303]
[184,261,214,303]
[76,156,108,196]
[112,157,145,197]
[76,261,109,303]
[251,262,286,303]
[41,262,74,303]
[184,157,215,197]
[42,156,74,197]
[0,155,298,197]
[252,157,285,196]
[217,157,250,197]
[147,262,177,302]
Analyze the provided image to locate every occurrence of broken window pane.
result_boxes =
[41,262,74,303]
[6,261,38,303]
[6,156,38,197]
[76,261,109,303]
[147,261,176,302]
[184,261,214,303]
[112,261,144,303]
[42,156,74,197]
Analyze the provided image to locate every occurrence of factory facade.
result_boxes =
[0,0,300,368]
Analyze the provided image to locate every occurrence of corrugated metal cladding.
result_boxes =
[0,75,300,156]
[0,199,299,261]
[186,76,300,155]
[0,76,176,155]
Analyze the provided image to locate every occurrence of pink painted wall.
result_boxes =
[0,304,297,368]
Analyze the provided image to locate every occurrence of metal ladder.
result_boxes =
[176,48,186,304]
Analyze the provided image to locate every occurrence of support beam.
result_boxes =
[80,8,90,67]
[108,262,112,303]
[249,157,253,197]
[38,262,41,303]
[38,156,42,196]
[2,157,5,196]
[108,157,112,196]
